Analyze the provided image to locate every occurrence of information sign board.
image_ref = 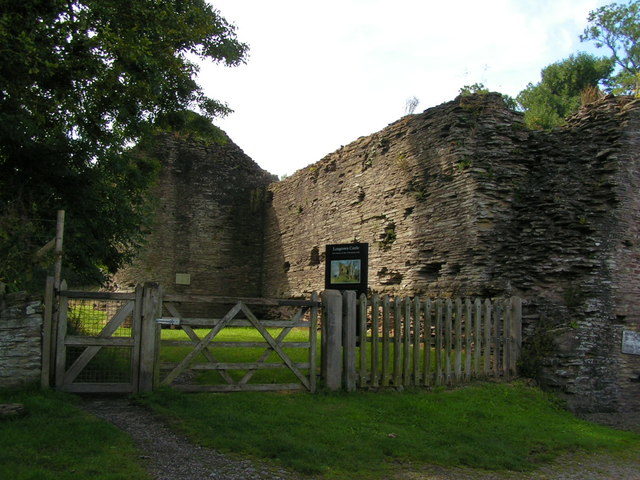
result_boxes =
[325,243,369,295]
[622,330,640,355]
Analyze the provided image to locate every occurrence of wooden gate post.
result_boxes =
[139,282,162,392]
[41,276,55,388]
[53,210,65,293]
[54,280,68,389]
[342,290,357,392]
[510,296,523,375]
[321,290,343,391]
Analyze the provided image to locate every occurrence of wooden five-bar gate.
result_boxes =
[152,290,319,393]
[43,280,522,394]
[46,282,319,394]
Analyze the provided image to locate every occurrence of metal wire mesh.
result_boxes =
[66,346,132,383]
[67,298,133,337]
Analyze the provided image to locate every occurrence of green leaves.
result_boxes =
[516,1,639,129]
[0,0,247,290]
[580,0,639,95]
[517,53,613,130]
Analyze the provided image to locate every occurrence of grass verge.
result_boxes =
[0,387,148,480]
[135,381,640,479]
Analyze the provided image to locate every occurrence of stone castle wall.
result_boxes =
[263,95,522,298]
[113,133,275,299]
[485,96,640,412]
[610,102,640,412]
[115,94,640,412]
[263,94,640,412]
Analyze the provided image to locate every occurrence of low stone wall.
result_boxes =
[0,292,43,388]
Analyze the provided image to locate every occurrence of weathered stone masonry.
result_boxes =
[262,94,640,412]
[113,133,275,299]
[117,93,640,413]
[263,94,525,298]
[0,292,43,388]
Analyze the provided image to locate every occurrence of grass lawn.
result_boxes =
[0,388,148,480]
[135,381,640,479]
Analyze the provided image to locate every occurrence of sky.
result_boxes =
[198,0,610,177]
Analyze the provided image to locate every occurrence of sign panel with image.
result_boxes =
[330,259,361,284]
[325,243,368,294]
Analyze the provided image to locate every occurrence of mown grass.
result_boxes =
[0,388,148,480]
[68,303,132,337]
[135,381,640,479]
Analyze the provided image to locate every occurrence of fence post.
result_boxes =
[41,276,55,388]
[53,210,65,292]
[131,284,144,393]
[358,293,368,387]
[321,290,343,391]
[309,292,319,393]
[54,280,68,389]
[342,290,357,392]
[510,296,523,375]
[139,282,162,392]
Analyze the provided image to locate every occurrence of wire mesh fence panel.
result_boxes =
[56,290,140,393]
[65,346,133,383]
[67,298,134,337]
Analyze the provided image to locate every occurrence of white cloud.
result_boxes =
[201,0,609,176]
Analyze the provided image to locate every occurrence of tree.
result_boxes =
[516,53,613,129]
[581,0,640,95]
[404,96,419,115]
[0,1,247,291]
[459,83,491,95]
[458,83,519,110]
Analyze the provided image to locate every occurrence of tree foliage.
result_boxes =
[581,0,640,95]
[459,83,491,96]
[458,83,518,110]
[517,53,613,129]
[0,1,247,290]
[516,1,639,129]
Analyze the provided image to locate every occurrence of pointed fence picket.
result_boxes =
[354,294,522,389]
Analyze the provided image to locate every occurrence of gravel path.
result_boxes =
[81,397,303,480]
[81,397,640,480]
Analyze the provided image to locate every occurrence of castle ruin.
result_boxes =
[115,93,640,413]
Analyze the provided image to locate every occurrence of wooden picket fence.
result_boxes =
[344,294,522,389]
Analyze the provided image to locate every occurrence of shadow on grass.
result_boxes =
[0,387,148,480]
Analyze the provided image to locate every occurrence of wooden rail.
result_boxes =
[162,293,321,307]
